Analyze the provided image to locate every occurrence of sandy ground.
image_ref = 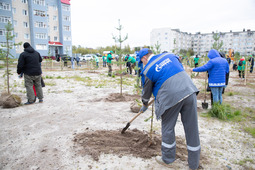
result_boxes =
[0,62,255,170]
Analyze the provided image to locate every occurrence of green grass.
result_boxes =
[225,91,240,96]
[64,89,73,93]
[204,103,255,137]
[45,81,56,86]
[237,158,254,166]
[244,127,255,137]
[44,75,54,79]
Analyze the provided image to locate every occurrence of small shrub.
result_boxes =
[208,103,231,120]
[226,92,234,96]
[208,103,245,121]
[45,75,54,79]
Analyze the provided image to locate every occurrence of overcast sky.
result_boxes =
[70,0,255,49]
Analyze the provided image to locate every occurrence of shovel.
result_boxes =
[202,73,208,109]
[121,99,155,134]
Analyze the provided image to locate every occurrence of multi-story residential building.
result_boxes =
[0,0,72,58]
[151,28,255,56]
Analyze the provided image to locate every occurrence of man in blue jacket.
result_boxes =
[191,49,229,104]
[17,42,44,105]
[138,48,200,170]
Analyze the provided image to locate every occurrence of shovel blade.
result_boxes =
[202,102,208,109]
[121,122,130,134]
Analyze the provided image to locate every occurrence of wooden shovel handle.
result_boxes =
[129,99,155,123]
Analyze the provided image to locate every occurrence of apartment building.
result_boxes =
[0,0,72,58]
[151,28,255,56]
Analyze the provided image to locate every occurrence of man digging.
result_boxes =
[138,48,201,170]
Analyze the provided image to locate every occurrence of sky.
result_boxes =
[70,0,255,49]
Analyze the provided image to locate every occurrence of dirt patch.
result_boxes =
[73,129,208,166]
[197,92,211,101]
[105,93,140,102]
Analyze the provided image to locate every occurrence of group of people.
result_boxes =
[234,55,254,79]
[17,42,251,169]
[137,48,232,169]
[105,51,139,77]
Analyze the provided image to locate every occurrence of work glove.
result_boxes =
[140,105,148,113]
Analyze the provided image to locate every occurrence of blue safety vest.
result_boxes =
[141,53,184,98]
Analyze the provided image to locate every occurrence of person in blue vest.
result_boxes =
[138,48,200,170]
[191,49,229,104]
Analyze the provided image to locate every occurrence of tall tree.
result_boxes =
[212,32,223,50]
[153,41,161,54]
[0,21,21,94]
[112,19,128,96]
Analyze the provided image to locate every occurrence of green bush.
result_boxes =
[207,103,244,121]
[208,103,231,120]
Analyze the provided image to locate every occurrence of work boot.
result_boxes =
[24,101,34,105]
[155,156,173,168]
[39,99,43,103]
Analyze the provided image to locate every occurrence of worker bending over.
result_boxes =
[138,48,201,170]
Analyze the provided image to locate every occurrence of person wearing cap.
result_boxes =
[107,51,114,76]
[194,55,199,68]
[17,42,44,105]
[238,57,246,79]
[191,49,229,104]
[138,48,200,169]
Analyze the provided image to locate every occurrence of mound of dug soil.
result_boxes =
[73,129,194,162]
[0,92,21,108]
[104,93,140,102]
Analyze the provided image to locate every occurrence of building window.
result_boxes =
[35,33,47,39]
[53,16,57,21]
[53,26,58,31]
[63,25,70,31]
[36,44,47,50]
[22,0,28,3]
[12,8,16,14]
[35,21,46,28]
[33,10,46,17]
[64,36,71,41]
[53,5,57,10]
[0,16,11,23]
[0,29,5,36]
[63,15,70,21]
[23,9,28,16]
[0,2,11,11]
[15,44,20,50]
[23,22,29,28]
[24,33,29,39]
[15,32,18,38]
[62,4,70,11]
[0,42,13,48]
[54,36,58,41]
[33,0,45,6]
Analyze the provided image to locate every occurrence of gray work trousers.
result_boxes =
[161,93,200,170]
[24,74,44,103]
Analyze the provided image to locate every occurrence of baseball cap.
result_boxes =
[138,48,152,63]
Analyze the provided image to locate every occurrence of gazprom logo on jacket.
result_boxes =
[155,58,172,72]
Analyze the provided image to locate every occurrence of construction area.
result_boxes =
[0,61,255,170]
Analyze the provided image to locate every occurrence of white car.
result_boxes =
[81,54,95,61]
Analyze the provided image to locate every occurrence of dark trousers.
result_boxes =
[238,70,245,78]
[161,93,200,170]
[24,74,43,103]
